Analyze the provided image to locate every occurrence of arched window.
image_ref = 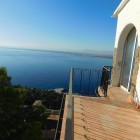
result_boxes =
[121,28,137,90]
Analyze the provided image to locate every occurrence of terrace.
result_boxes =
[54,67,140,140]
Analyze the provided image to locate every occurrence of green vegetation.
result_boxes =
[0,67,63,140]
[0,67,11,86]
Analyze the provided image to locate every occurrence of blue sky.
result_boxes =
[0,0,121,52]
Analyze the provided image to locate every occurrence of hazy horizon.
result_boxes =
[0,0,121,52]
[0,46,113,56]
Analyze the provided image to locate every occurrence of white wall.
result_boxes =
[115,0,140,49]
[113,0,140,102]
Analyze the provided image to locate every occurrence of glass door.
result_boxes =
[121,28,136,89]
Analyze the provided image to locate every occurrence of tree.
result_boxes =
[0,67,63,140]
[0,67,11,86]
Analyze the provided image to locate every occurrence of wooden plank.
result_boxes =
[73,86,140,140]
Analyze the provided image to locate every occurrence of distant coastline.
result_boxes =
[49,50,113,59]
[0,47,113,59]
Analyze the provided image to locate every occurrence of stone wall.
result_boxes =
[111,48,117,84]
[111,46,140,95]
[130,46,140,97]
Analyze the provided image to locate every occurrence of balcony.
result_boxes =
[54,66,112,139]
[62,86,140,140]
[55,67,140,140]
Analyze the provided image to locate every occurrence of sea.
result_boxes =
[0,48,112,95]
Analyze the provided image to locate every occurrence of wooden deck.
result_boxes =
[60,86,140,140]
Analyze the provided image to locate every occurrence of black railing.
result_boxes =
[72,68,102,96]
[71,66,112,97]
[54,93,66,140]
[100,66,112,97]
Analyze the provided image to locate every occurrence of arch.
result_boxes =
[112,23,137,88]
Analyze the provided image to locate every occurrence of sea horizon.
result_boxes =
[0,46,113,59]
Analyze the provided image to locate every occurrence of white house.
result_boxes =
[112,0,140,104]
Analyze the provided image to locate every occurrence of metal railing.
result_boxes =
[54,93,66,140]
[64,68,74,140]
[71,66,112,97]
[54,68,74,140]
[72,68,102,96]
[100,66,112,97]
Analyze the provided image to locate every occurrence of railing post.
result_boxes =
[79,69,83,95]
[100,66,112,97]
[88,69,91,95]
[69,68,73,94]
[54,94,66,140]
[65,68,74,140]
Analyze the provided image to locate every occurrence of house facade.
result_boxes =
[111,0,140,104]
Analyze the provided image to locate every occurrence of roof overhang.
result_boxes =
[112,0,130,18]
